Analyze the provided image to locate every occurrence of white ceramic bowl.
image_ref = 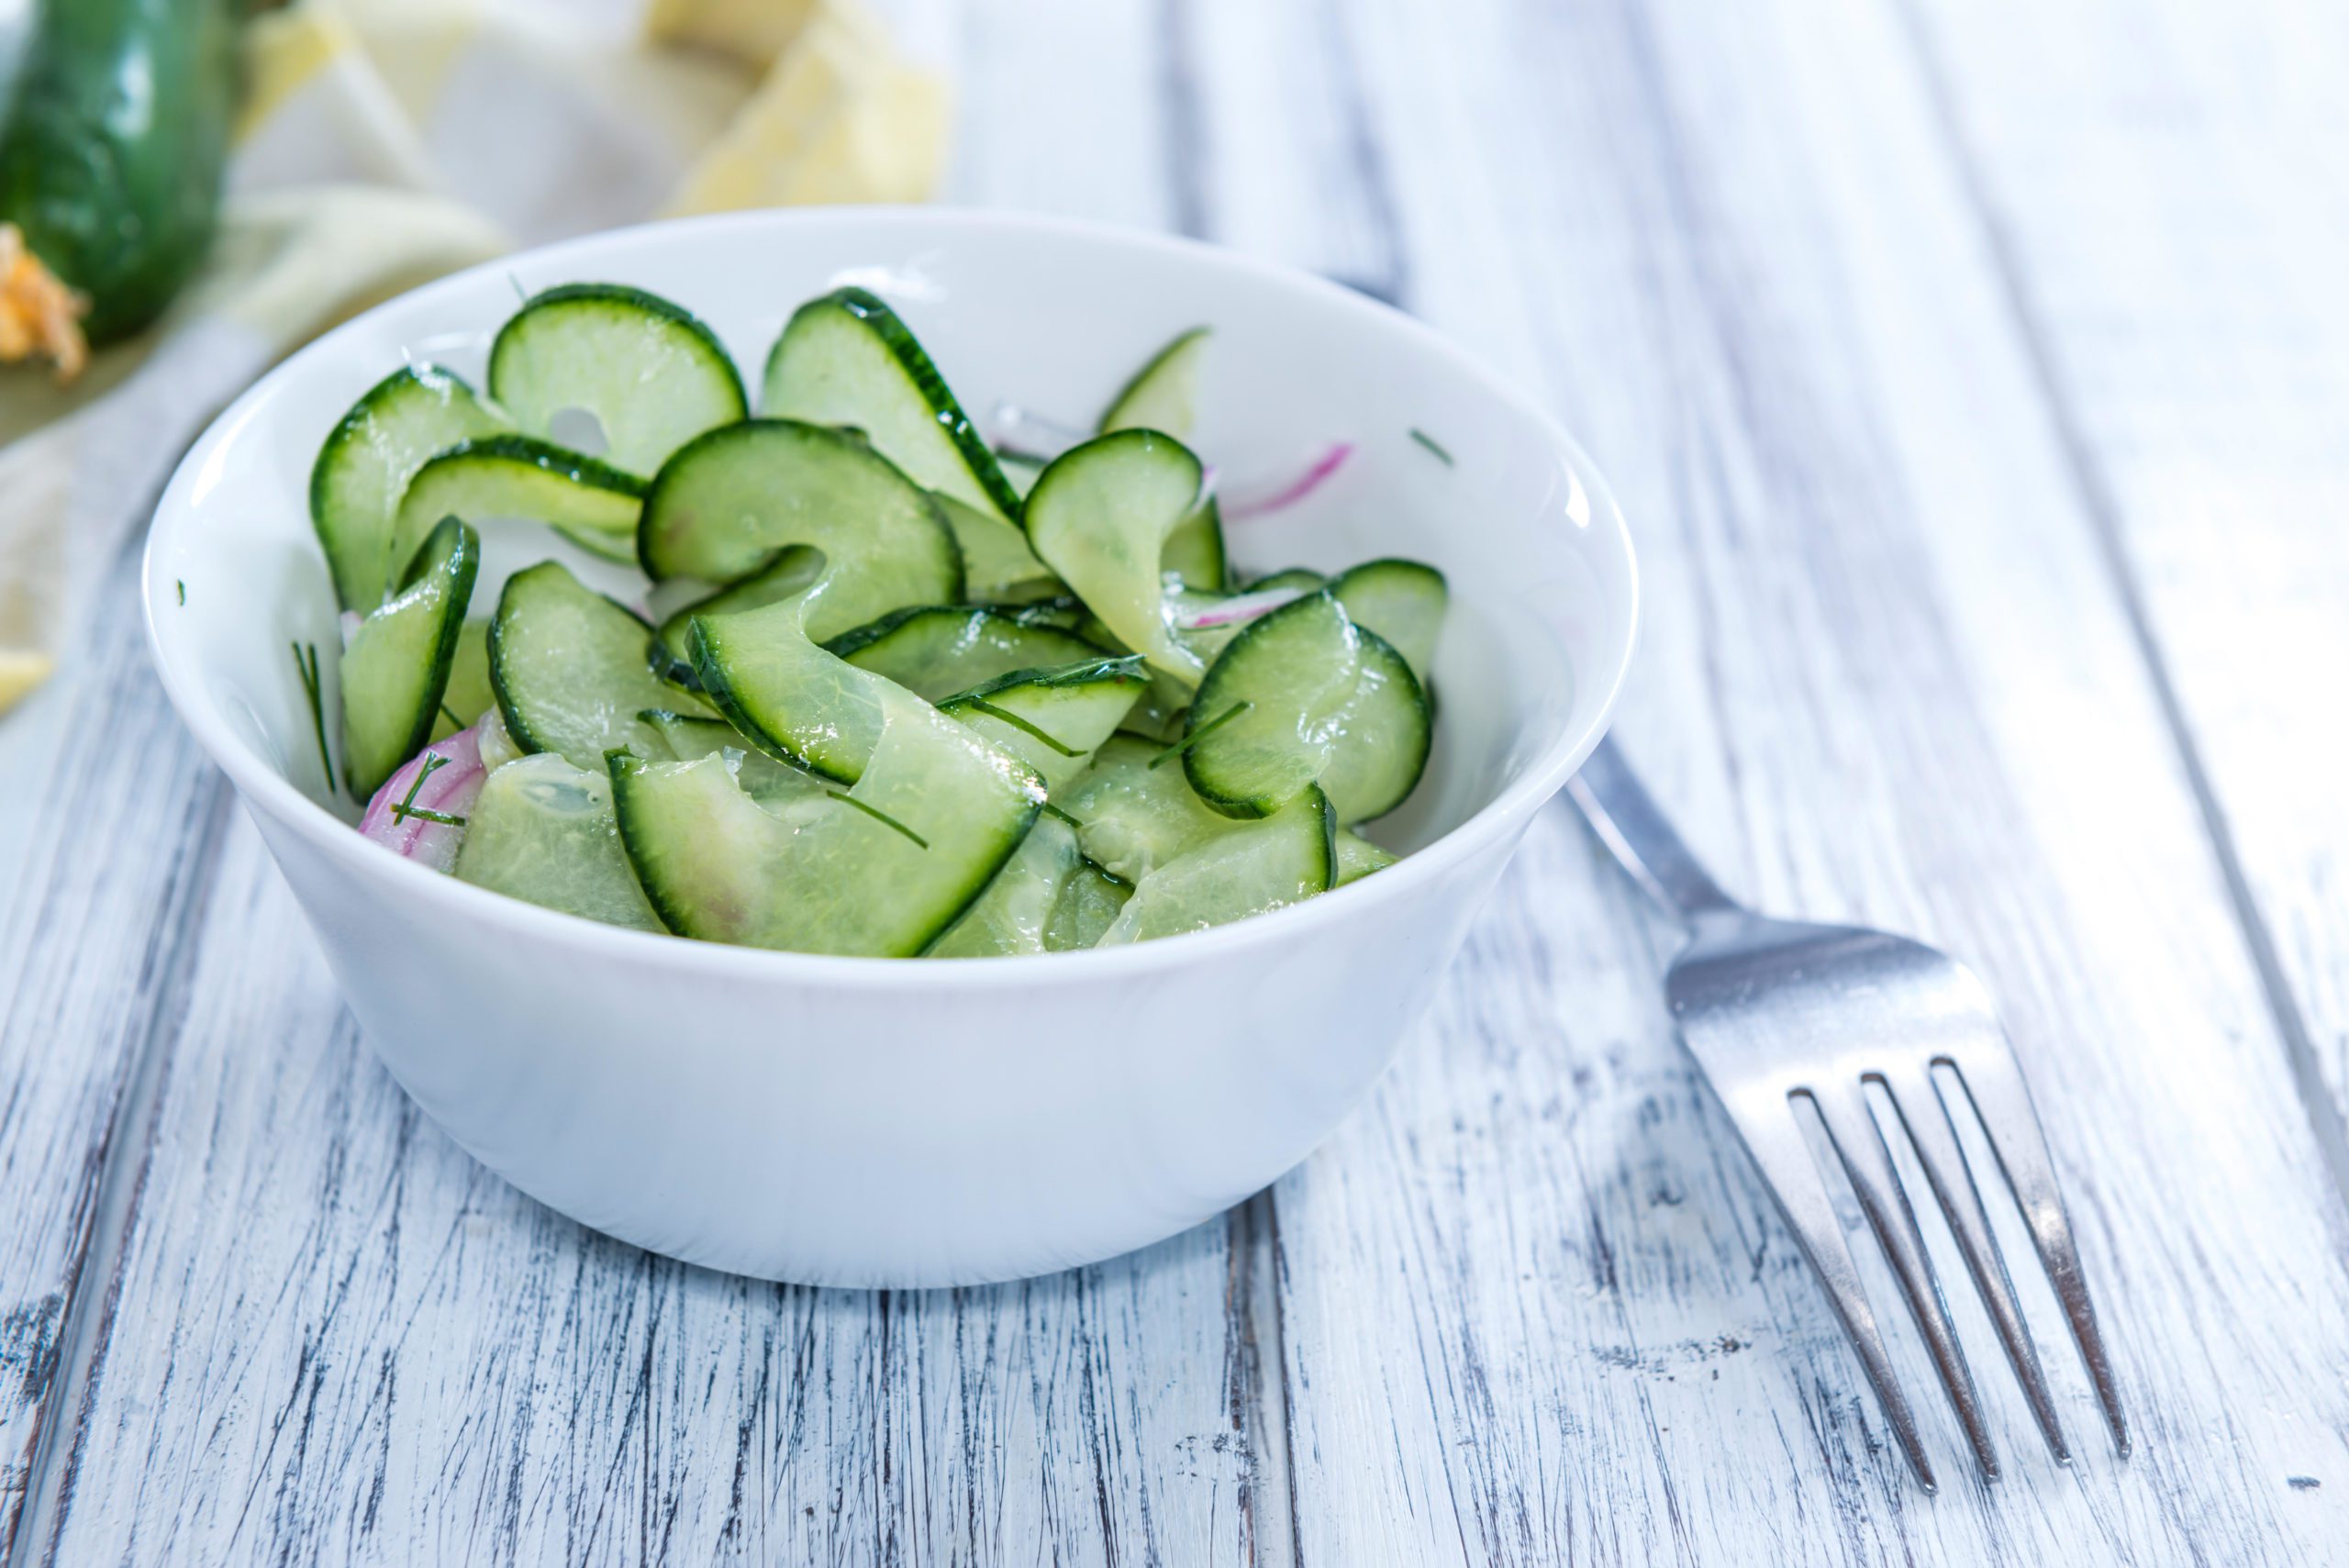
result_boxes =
[143,209,1637,1286]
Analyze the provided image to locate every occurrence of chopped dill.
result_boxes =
[827,790,929,849]
[962,696,1080,757]
[1148,701,1252,770]
[291,641,334,795]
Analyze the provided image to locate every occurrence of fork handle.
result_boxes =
[1563,737,1742,925]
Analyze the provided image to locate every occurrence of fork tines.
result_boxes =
[1716,1025,2129,1492]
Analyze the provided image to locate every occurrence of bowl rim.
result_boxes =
[142,205,1638,989]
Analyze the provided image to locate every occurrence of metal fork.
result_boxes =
[1564,738,2128,1491]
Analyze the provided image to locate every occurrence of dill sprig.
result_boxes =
[1149,701,1252,770]
[388,751,467,828]
[291,641,334,795]
[961,697,1081,757]
[1408,428,1454,465]
[827,790,928,849]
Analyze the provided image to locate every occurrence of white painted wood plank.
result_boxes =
[938,0,1182,233]
[1243,0,2349,1559]
[1907,0,2349,1166]
[0,569,228,1559]
[38,811,1278,1565]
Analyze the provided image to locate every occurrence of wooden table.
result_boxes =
[5,0,2348,1561]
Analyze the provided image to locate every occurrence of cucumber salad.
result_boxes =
[310,283,1448,957]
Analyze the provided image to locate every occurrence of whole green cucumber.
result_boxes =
[0,0,239,345]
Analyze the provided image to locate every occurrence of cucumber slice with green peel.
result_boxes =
[340,516,480,800]
[1099,326,1209,437]
[1048,858,1132,950]
[761,286,1023,524]
[637,419,963,639]
[1181,591,1362,818]
[1160,496,1229,592]
[825,605,1112,703]
[1056,732,1241,882]
[429,618,495,741]
[1022,429,1208,683]
[688,593,887,784]
[489,283,746,476]
[1336,828,1398,885]
[454,754,664,932]
[637,707,832,808]
[939,656,1148,795]
[929,811,1095,958]
[610,702,1047,957]
[647,546,825,684]
[1328,558,1447,681]
[1097,786,1336,944]
[490,561,706,772]
[1247,567,1325,594]
[1313,627,1432,821]
[311,362,509,611]
[934,491,1063,601]
[998,595,1088,631]
[392,435,646,572]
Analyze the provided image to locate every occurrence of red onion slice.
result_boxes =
[1223,443,1354,521]
[358,726,486,873]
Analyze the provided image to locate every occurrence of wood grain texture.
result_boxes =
[0,561,230,1562]
[1904,0,2349,1173]
[1245,0,2349,1559]
[4,0,2349,1562]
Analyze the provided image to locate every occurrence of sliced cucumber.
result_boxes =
[1047,857,1132,950]
[1099,326,1209,437]
[637,418,963,642]
[1022,429,1207,682]
[934,491,1061,601]
[489,561,701,771]
[1313,627,1432,821]
[1097,786,1336,944]
[340,516,479,800]
[392,435,645,570]
[929,811,1090,958]
[939,656,1148,795]
[1336,828,1398,885]
[1328,557,1447,681]
[454,754,664,932]
[1180,591,1361,818]
[489,283,746,476]
[1248,567,1325,594]
[429,617,495,741]
[824,605,1110,703]
[688,593,884,784]
[1000,595,1088,631]
[1056,732,1240,882]
[647,547,825,685]
[310,362,508,611]
[1182,592,1432,823]
[761,286,1022,523]
[610,702,1046,957]
[636,707,830,806]
[996,450,1046,499]
[1160,496,1229,592]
